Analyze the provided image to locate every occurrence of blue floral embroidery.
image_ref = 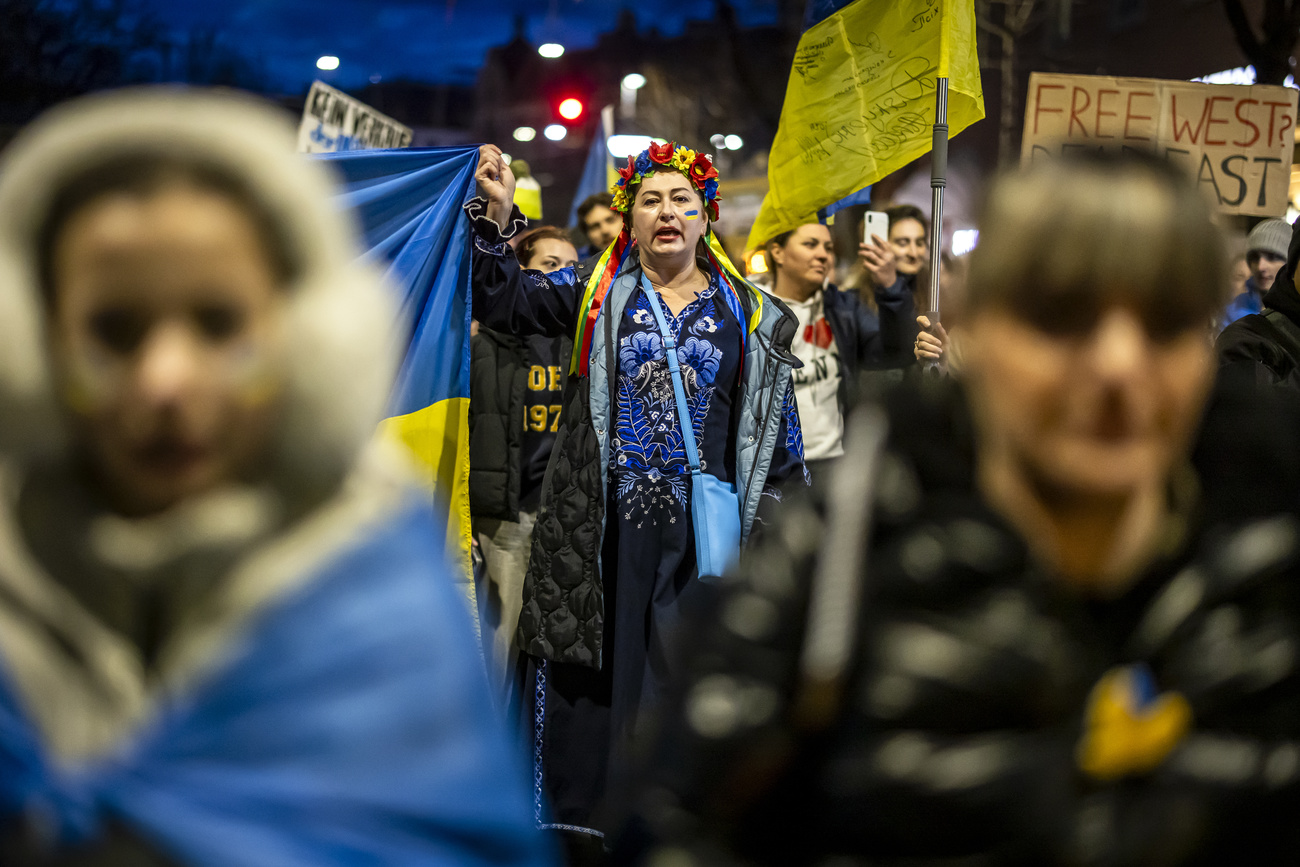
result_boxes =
[679,337,722,386]
[612,279,731,524]
[783,383,805,460]
[690,314,720,335]
[619,331,663,375]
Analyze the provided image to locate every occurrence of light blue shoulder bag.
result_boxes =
[642,274,742,579]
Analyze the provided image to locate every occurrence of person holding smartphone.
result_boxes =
[764,222,915,479]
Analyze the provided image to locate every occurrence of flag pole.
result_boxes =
[928,77,949,319]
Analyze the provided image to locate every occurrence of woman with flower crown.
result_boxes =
[466,140,807,863]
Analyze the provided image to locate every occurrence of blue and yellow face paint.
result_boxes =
[683,209,700,220]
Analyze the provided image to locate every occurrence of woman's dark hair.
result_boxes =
[967,151,1226,332]
[762,229,795,275]
[515,225,576,269]
[37,152,299,306]
[576,192,615,229]
[885,203,928,235]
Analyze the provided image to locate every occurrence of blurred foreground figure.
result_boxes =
[615,154,1300,866]
[0,89,550,867]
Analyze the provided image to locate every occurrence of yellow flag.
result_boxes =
[747,0,984,251]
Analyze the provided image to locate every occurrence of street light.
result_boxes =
[622,73,646,90]
[711,133,727,150]
[724,134,744,150]
[952,229,979,256]
[543,124,567,141]
[538,43,565,58]
[607,134,653,158]
[316,55,339,70]
[513,126,537,142]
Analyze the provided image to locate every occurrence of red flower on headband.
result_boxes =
[647,141,676,164]
[616,156,636,185]
[688,153,719,184]
[706,198,720,221]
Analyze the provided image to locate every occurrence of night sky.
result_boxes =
[142,0,782,92]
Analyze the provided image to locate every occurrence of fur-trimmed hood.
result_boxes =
[0,86,399,505]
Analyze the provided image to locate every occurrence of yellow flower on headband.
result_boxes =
[609,142,721,217]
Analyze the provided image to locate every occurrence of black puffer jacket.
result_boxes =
[468,329,526,522]
[822,280,917,413]
[466,204,609,667]
[615,378,1300,866]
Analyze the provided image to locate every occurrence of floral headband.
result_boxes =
[611,141,721,221]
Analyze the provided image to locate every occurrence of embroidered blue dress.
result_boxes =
[527,272,805,845]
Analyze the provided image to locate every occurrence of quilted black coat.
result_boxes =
[615,378,1300,866]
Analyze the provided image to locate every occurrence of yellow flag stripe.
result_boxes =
[378,396,478,645]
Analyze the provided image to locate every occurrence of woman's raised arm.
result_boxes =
[467,144,583,339]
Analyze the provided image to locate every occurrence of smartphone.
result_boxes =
[863,210,889,244]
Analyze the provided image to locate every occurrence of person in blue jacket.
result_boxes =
[0,88,552,867]
[764,222,915,479]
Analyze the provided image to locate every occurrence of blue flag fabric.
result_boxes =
[802,0,856,28]
[315,147,480,602]
[317,146,477,420]
[817,186,873,224]
[567,110,612,228]
[0,497,554,866]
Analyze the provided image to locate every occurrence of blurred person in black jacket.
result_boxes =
[470,226,577,700]
[613,152,1300,866]
[1218,217,1300,394]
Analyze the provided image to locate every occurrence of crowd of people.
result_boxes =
[0,85,1297,867]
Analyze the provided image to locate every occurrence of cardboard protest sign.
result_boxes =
[1022,72,1298,217]
[297,80,413,154]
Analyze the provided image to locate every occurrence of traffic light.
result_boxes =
[558,97,584,122]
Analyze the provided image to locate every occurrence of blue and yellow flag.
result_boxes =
[317,147,480,615]
[747,0,985,250]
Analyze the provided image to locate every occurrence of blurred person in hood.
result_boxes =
[0,88,552,867]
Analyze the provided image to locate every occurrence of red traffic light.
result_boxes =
[558,98,584,121]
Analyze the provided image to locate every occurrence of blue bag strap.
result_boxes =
[641,273,702,474]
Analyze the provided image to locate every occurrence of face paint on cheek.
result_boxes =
[59,345,130,415]
[684,210,700,220]
[222,340,283,408]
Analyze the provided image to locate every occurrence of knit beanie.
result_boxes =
[1247,218,1292,260]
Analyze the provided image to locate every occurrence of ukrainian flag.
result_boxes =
[317,147,481,621]
[747,0,985,249]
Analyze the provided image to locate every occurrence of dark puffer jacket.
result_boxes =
[469,330,573,521]
[822,280,917,413]
[468,329,526,522]
[615,378,1300,866]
